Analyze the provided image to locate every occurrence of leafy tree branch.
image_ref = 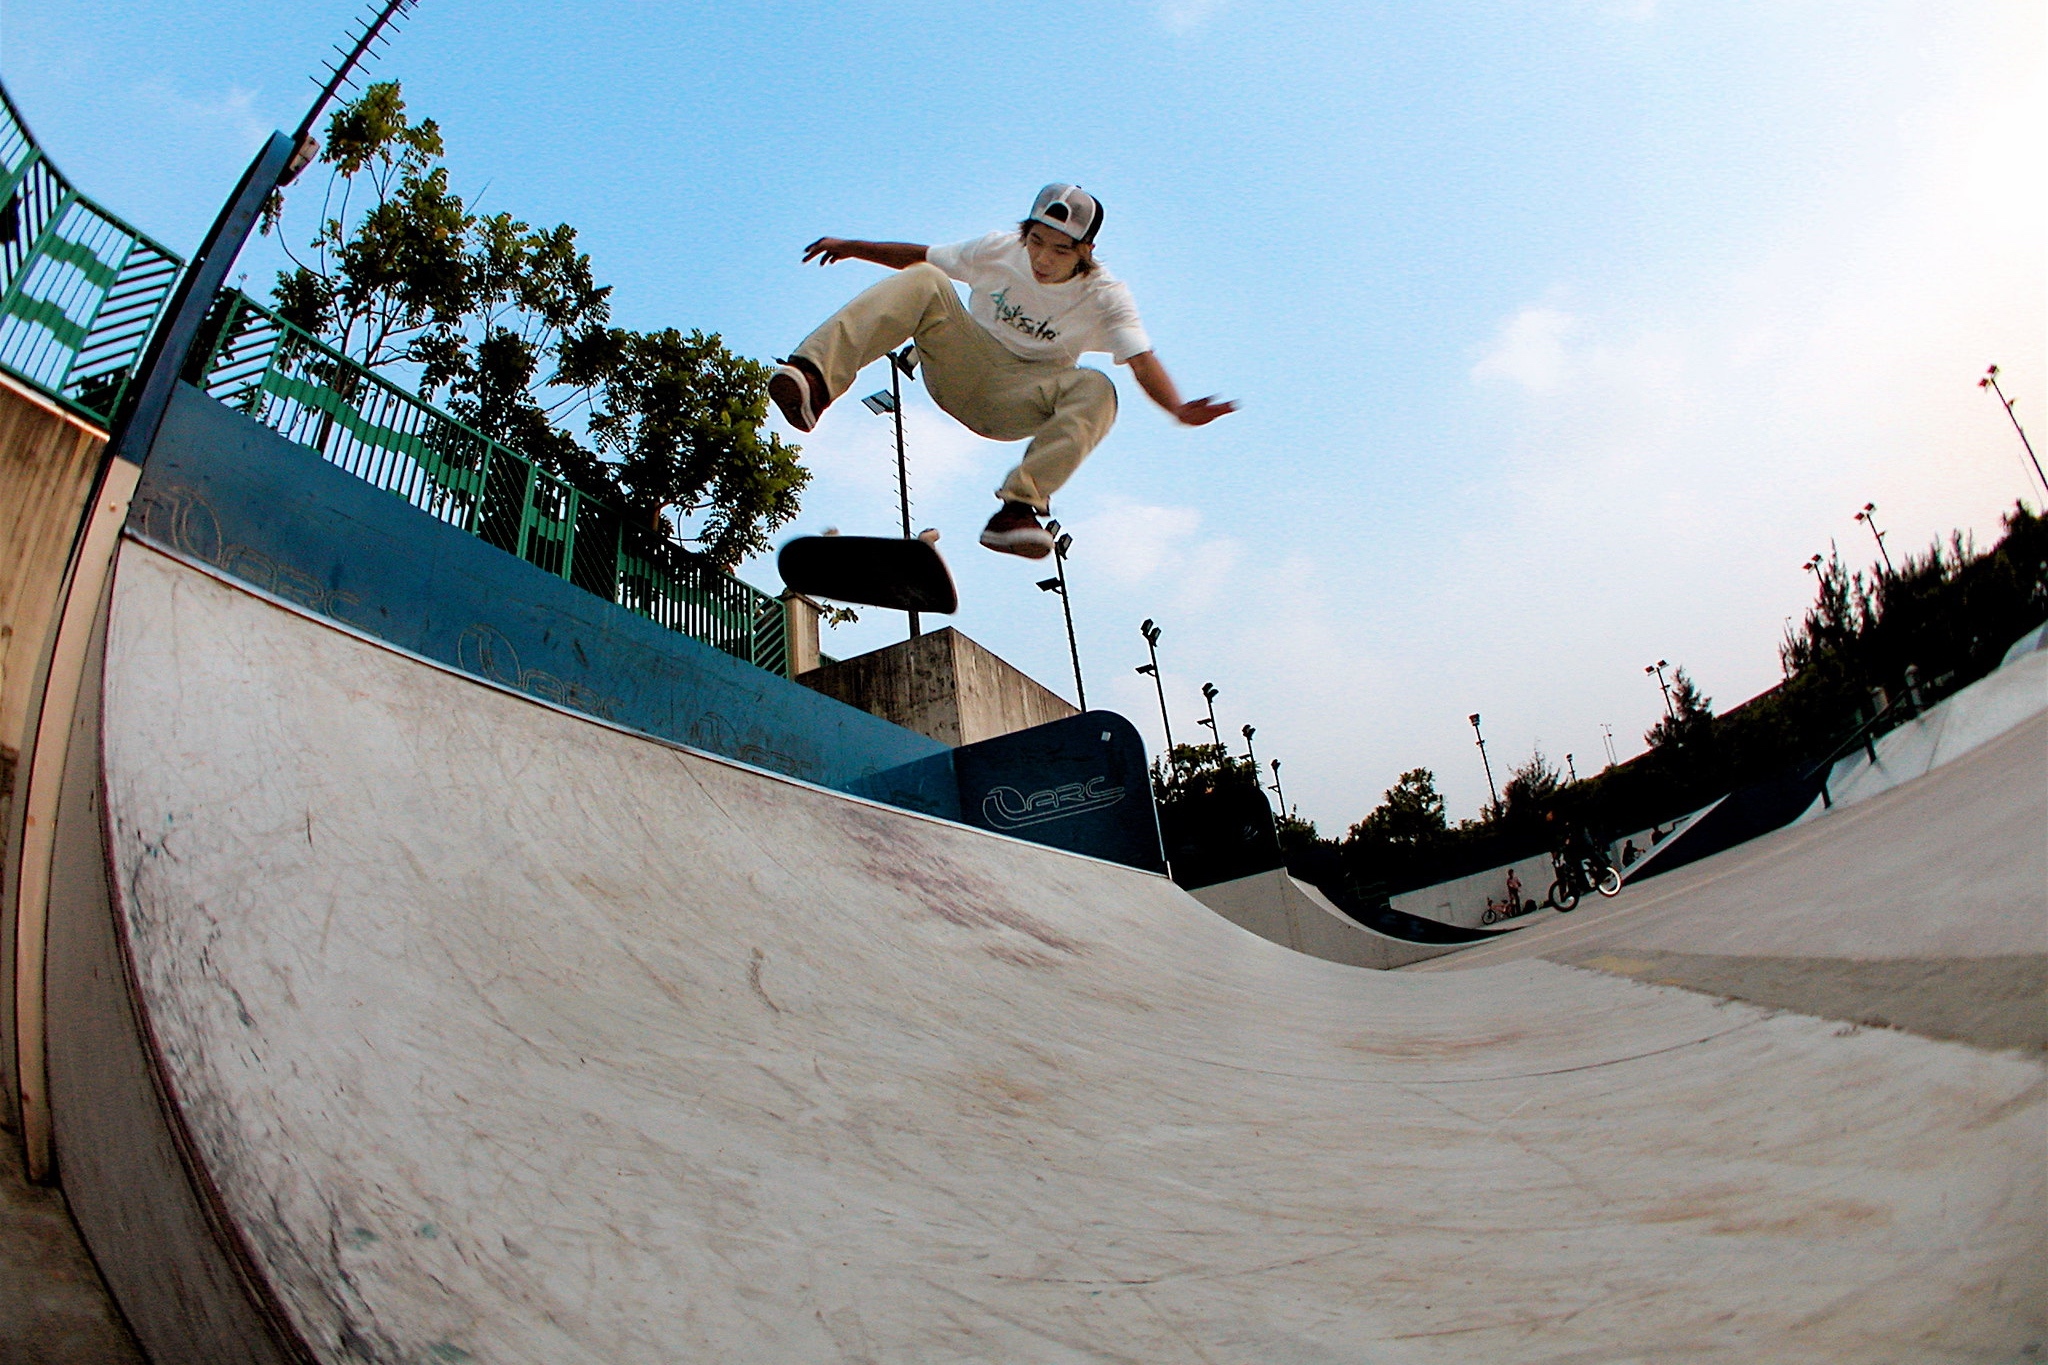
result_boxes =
[263,81,804,567]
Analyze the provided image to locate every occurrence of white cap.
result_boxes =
[1028,184,1104,244]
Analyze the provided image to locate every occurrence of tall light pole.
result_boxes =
[1198,682,1221,756]
[1645,659,1674,719]
[1036,522,1084,709]
[1601,723,1617,769]
[1241,724,1263,798]
[1135,619,1175,763]
[1565,752,1577,784]
[1468,713,1499,815]
[1854,502,1894,578]
[860,343,921,637]
[1269,758,1288,816]
[1981,364,2047,498]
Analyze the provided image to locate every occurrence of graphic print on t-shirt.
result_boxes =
[925,232,1152,367]
[988,287,1061,345]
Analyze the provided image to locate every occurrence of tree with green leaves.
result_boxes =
[1346,768,1448,852]
[1501,749,1562,823]
[1150,742,1283,889]
[1644,668,1713,751]
[264,82,805,567]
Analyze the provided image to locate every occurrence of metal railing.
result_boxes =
[0,84,183,424]
[192,289,791,676]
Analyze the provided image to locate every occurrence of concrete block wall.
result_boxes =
[799,627,1078,747]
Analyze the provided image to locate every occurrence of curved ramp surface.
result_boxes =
[1190,867,1469,968]
[52,544,2047,1361]
[1407,711,2047,1053]
[1803,648,2048,820]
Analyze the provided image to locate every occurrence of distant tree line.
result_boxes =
[1164,503,2048,903]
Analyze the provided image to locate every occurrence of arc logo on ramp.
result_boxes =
[981,776,1126,830]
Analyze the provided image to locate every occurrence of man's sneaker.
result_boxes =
[768,357,828,433]
[979,502,1055,558]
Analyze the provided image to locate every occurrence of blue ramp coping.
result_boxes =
[129,382,1164,873]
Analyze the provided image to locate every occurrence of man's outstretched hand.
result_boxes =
[802,237,857,265]
[1126,352,1236,427]
[1175,396,1237,427]
[801,238,929,270]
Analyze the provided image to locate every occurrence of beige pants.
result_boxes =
[793,262,1118,513]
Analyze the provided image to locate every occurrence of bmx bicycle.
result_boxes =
[1545,849,1622,912]
[1480,895,1539,926]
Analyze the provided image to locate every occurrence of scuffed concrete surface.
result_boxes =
[70,545,2042,1362]
[1564,949,2048,1053]
[0,1131,143,1365]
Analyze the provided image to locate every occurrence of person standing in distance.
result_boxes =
[768,184,1235,559]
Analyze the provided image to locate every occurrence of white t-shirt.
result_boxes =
[926,231,1152,367]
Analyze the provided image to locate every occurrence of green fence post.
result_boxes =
[470,438,494,537]
[559,483,580,584]
[514,460,539,564]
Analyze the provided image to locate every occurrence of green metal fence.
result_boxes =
[193,289,792,676]
[0,85,183,424]
[0,78,787,677]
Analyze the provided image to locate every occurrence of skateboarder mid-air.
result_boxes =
[768,184,1235,559]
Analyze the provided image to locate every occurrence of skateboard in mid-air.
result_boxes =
[777,530,958,614]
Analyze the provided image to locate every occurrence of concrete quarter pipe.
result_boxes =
[35,541,2047,1361]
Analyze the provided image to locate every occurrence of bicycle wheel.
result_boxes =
[1596,865,1622,897]
[1548,879,1579,912]
[1481,907,1499,925]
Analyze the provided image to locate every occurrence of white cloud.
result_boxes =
[138,80,272,152]
[1584,0,1658,20]
[1157,0,1229,34]
[1471,303,1578,395]
[1072,499,1200,582]
[1069,497,1241,607]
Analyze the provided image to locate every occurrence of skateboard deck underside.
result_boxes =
[777,535,958,614]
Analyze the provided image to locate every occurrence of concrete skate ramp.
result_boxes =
[1801,647,2048,821]
[1409,710,2048,1052]
[1190,868,1469,968]
[48,544,2046,1361]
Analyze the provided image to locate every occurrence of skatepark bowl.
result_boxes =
[0,535,2035,1363]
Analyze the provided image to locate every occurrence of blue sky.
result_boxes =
[7,0,2042,830]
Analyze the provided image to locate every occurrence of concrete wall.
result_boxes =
[1385,802,1715,930]
[782,592,823,677]
[0,375,106,772]
[1389,852,1559,929]
[799,627,1078,747]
